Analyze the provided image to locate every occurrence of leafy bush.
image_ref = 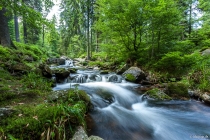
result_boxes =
[189,55,210,92]
[154,51,199,77]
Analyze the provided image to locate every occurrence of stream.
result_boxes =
[53,66,210,140]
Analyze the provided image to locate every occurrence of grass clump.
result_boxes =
[21,72,52,92]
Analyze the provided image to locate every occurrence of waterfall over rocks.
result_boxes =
[52,60,210,140]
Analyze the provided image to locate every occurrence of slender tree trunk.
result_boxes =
[189,1,192,38]
[0,8,12,47]
[42,25,45,47]
[14,15,20,42]
[87,0,90,60]
[23,19,28,44]
[14,0,20,42]
[157,27,161,56]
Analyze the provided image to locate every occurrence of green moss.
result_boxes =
[67,89,90,105]
[145,88,172,100]
[166,82,189,99]
[124,73,136,82]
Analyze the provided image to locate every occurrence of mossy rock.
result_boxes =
[166,82,189,99]
[145,88,172,100]
[124,73,136,82]
[67,89,90,105]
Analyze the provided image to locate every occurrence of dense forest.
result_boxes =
[1,0,210,139]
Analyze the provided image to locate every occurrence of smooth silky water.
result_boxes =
[53,69,210,140]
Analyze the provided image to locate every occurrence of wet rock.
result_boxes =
[71,126,89,140]
[201,48,210,56]
[122,67,146,83]
[39,64,52,78]
[0,107,15,117]
[145,88,172,100]
[88,136,104,140]
[53,68,70,82]
[71,126,104,140]
[47,58,66,65]
[201,93,210,104]
[107,74,122,83]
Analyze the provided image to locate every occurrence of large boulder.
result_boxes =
[53,68,70,82]
[39,64,52,78]
[201,48,210,56]
[122,67,146,83]
[47,58,66,65]
[189,90,210,104]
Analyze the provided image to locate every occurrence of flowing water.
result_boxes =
[53,68,210,140]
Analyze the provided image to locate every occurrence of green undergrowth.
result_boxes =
[0,86,90,140]
[166,82,189,99]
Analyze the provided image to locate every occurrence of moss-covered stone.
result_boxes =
[145,88,172,100]
[124,73,136,82]
[166,82,189,99]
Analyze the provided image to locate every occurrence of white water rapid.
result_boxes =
[53,68,210,140]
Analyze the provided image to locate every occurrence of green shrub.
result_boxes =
[154,51,199,77]
[189,55,210,92]
[166,82,189,99]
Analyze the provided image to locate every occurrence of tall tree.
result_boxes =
[0,8,13,47]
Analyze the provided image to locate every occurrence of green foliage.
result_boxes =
[88,61,105,67]
[166,82,189,99]
[21,72,52,92]
[145,88,172,100]
[173,40,196,53]
[189,55,210,92]
[154,51,200,77]
[0,46,10,61]
[0,89,90,139]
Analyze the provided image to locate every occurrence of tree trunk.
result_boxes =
[42,25,45,47]
[0,8,12,47]
[23,19,28,44]
[87,0,90,60]
[14,15,20,42]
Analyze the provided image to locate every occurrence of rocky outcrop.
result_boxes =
[122,67,146,83]
[47,58,66,65]
[201,48,210,56]
[107,74,122,83]
[71,126,104,140]
[189,90,210,104]
[39,64,52,78]
[53,68,70,83]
